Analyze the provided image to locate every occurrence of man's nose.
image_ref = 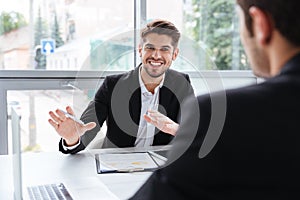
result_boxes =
[151,49,162,59]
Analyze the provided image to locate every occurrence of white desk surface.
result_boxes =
[0,146,170,200]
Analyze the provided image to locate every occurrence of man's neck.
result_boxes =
[144,83,159,94]
[268,32,300,76]
[142,77,162,94]
[140,69,163,94]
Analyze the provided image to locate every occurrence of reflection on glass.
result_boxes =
[0,0,134,71]
[7,90,90,153]
[0,0,250,71]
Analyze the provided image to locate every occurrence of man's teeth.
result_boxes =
[150,62,162,66]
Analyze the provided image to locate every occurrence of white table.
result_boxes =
[0,146,170,200]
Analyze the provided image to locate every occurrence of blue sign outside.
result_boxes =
[41,39,55,55]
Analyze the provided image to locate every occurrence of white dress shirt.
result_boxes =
[134,67,165,147]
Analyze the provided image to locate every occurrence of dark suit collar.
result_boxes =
[280,52,300,75]
[127,65,180,117]
[127,65,141,93]
[127,66,142,138]
[127,65,177,135]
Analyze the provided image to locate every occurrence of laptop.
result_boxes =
[11,107,119,200]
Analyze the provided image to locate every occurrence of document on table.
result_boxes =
[95,152,165,173]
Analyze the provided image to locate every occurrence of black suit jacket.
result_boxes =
[59,67,194,153]
[131,54,300,200]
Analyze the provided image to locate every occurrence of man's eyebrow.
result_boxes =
[161,45,171,49]
[145,44,171,49]
[145,44,154,47]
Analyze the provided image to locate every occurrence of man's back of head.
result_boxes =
[237,0,300,46]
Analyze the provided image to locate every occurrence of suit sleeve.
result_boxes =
[59,77,111,154]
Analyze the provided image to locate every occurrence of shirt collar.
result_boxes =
[138,65,165,94]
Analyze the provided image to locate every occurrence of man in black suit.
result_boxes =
[48,20,194,154]
[131,0,300,199]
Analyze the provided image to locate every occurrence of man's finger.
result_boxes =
[147,110,162,117]
[83,122,97,132]
[56,109,67,121]
[48,119,58,129]
[144,114,152,123]
[49,111,62,123]
[66,106,75,116]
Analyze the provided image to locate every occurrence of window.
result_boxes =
[7,89,90,152]
[0,0,249,72]
[0,0,135,71]
[148,0,250,70]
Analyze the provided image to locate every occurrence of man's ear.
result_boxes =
[249,6,273,45]
[172,48,179,60]
[138,44,142,57]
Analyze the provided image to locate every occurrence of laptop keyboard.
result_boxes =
[27,183,73,200]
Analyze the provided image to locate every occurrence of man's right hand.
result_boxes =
[144,109,179,136]
[48,106,96,146]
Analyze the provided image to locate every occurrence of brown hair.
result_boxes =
[237,0,300,46]
[140,19,181,48]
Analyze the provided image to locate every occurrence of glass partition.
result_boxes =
[148,0,250,70]
[0,0,135,71]
[0,0,249,72]
[7,89,90,153]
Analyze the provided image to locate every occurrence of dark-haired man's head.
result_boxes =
[140,19,181,49]
[237,0,300,78]
[237,0,300,46]
[139,20,180,80]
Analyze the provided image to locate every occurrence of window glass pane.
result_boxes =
[147,0,250,70]
[0,0,134,71]
[7,90,91,153]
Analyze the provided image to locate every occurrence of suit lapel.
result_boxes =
[129,89,141,128]
[127,68,141,139]
[159,70,174,114]
[159,86,172,113]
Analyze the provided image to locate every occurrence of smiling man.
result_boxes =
[48,19,195,153]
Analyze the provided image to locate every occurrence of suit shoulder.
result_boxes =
[104,70,135,84]
[105,72,126,82]
[196,82,271,110]
[166,69,190,81]
[167,69,188,76]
